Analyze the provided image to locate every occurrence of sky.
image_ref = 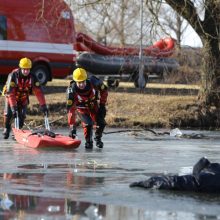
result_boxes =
[181,24,203,48]
[177,0,204,48]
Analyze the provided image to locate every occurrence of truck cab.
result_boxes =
[0,0,76,84]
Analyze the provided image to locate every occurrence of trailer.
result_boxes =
[0,0,76,84]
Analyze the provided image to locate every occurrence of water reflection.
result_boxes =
[0,193,219,220]
[0,193,106,219]
[1,129,220,219]
[1,166,105,194]
[0,171,106,219]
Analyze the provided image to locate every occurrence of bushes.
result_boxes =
[162,47,202,85]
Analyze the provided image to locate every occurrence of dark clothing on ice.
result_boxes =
[130,157,220,193]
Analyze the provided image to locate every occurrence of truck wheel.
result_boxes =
[133,74,148,88]
[32,65,49,85]
[107,78,119,88]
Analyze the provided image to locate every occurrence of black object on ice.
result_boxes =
[130,157,220,193]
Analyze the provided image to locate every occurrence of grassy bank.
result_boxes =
[28,80,199,129]
[0,80,199,129]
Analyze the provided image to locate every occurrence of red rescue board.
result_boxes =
[12,128,81,149]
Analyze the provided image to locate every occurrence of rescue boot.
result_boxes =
[69,127,77,139]
[84,125,93,149]
[2,128,10,139]
[95,123,105,148]
[85,141,93,149]
[94,137,103,148]
[3,115,11,139]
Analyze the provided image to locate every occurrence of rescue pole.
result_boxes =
[44,113,51,131]
[14,112,19,129]
[138,0,145,90]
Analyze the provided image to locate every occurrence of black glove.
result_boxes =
[40,104,49,116]
[98,104,106,118]
[11,106,18,118]
[192,157,210,176]
[69,127,77,139]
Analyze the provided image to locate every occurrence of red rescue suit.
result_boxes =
[3,68,46,130]
[66,76,108,144]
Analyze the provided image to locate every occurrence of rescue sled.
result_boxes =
[12,115,81,149]
[12,128,81,149]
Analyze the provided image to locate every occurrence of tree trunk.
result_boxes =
[164,0,220,105]
[199,37,220,108]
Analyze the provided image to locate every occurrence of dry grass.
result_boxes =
[107,92,196,128]
[31,80,198,128]
[0,80,198,128]
[118,82,200,90]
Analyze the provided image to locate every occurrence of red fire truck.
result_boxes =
[0,0,76,84]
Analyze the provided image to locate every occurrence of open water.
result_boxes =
[0,127,220,220]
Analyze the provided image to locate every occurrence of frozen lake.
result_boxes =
[0,127,220,220]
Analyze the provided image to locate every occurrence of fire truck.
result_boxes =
[0,0,76,84]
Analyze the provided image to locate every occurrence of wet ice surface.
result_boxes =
[0,128,220,219]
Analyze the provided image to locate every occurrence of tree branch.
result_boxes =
[164,0,204,36]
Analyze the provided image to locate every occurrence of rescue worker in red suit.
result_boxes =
[2,57,48,139]
[66,68,108,149]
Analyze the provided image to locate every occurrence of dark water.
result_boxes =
[0,128,220,219]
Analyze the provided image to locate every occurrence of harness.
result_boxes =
[76,87,97,108]
[71,80,98,109]
[16,76,32,101]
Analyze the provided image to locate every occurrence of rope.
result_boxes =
[103,128,169,135]
[103,129,206,139]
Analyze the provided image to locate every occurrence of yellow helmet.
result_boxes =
[73,68,87,82]
[19,57,32,69]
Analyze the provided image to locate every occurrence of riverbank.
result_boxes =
[3,80,200,130]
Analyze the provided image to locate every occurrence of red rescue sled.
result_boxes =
[12,128,81,149]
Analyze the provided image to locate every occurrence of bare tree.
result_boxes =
[160,9,188,47]
[67,0,158,46]
[162,1,220,110]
